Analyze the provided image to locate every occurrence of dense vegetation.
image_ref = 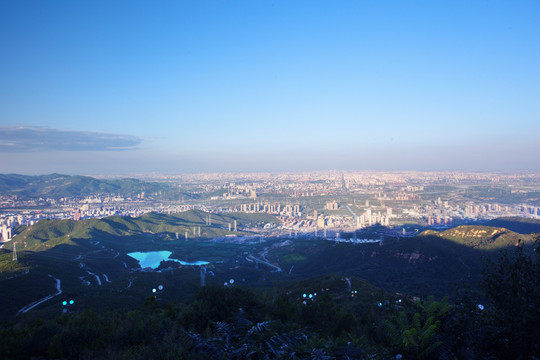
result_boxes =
[1,240,538,359]
[1,215,539,359]
[2,210,279,253]
[0,276,451,359]
[1,238,538,360]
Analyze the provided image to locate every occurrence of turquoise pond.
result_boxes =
[127,251,209,269]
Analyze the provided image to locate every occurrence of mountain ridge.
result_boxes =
[0,173,171,199]
[419,224,537,250]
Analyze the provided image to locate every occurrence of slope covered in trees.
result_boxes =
[0,173,173,199]
[1,240,538,360]
[1,214,539,358]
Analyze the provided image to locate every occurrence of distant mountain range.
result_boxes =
[0,173,172,199]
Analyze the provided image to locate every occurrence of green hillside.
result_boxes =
[0,210,281,322]
[4,210,279,253]
[0,173,174,199]
[0,216,538,359]
[261,224,539,298]
[419,225,535,250]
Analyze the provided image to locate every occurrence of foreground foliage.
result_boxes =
[1,241,539,359]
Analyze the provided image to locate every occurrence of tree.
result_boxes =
[397,296,452,359]
[482,240,540,359]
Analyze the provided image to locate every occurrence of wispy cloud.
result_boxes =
[0,126,141,152]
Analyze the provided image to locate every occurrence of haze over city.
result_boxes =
[2,4,540,358]
[1,1,539,174]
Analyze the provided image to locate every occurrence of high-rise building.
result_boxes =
[0,226,12,242]
[317,215,326,228]
[326,201,339,210]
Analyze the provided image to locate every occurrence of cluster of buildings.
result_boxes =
[403,197,540,226]
[1,225,12,242]
[0,213,43,242]
[1,171,539,241]
[233,202,302,217]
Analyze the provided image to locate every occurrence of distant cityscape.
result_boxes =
[1,171,539,243]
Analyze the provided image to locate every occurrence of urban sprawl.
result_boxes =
[1,171,539,243]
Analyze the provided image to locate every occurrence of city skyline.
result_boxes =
[1,1,539,174]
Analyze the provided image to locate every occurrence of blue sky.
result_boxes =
[1,1,539,174]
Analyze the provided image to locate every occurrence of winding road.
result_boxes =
[17,275,62,315]
[86,270,102,286]
[246,254,282,272]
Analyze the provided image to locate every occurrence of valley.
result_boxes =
[1,210,537,325]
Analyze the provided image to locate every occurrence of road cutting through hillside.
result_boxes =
[17,275,62,315]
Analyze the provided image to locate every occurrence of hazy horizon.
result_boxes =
[1,1,539,174]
